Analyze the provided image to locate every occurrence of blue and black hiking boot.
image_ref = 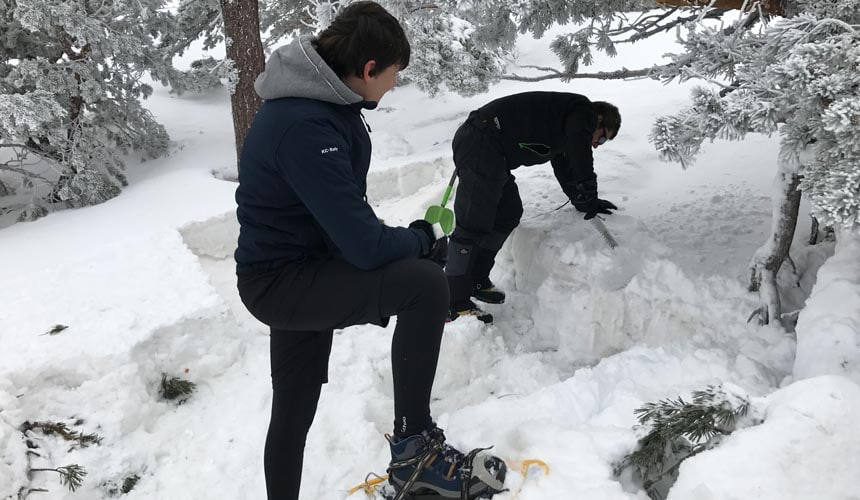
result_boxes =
[386,425,506,499]
[471,278,505,305]
[447,300,493,324]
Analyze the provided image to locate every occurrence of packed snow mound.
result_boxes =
[0,301,269,499]
[668,375,860,500]
[461,204,796,391]
[177,197,796,395]
[794,232,860,385]
[0,229,223,378]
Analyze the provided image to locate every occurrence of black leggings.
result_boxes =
[237,256,449,500]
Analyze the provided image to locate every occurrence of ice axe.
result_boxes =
[423,169,457,235]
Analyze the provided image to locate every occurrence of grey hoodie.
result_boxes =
[254,35,363,105]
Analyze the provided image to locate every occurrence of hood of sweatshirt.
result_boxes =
[254,35,363,105]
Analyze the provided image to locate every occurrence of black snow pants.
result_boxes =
[237,256,449,500]
[447,111,524,309]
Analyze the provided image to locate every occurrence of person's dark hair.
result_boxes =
[313,1,411,79]
[593,101,621,135]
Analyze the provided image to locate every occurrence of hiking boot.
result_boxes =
[387,425,506,500]
[472,278,505,305]
[447,301,493,324]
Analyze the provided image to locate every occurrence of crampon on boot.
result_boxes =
[471,278,505,305]
[386,425,506,499]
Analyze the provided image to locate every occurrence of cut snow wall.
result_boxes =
[494,211,794,387]
[794,232,860,384]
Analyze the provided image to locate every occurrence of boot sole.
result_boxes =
[446,313,494,324]
[388,479,502,499]
[385,488,499,499]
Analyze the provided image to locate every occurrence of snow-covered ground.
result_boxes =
[2,23,860,500]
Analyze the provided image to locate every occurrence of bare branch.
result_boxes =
[503,66,658,82]
[606,9,677,38]
[409,4,440,13]
[634,9,725,40]
[517,65,563,75]
[679,67,738,90]
[656,0,785,15]
[609,9,726,45]
[0,164,50,181]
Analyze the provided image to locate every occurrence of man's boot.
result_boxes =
[447,273,493,324]
[387,424,507,499]
[447,300,494,324]
[471,247,505,304]
[473,278,505,305]
[446,239,495,324]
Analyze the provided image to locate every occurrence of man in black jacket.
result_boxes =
[234,3,505,499]
[447,92,621,323]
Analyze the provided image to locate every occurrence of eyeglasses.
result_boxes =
[596,128,609,146]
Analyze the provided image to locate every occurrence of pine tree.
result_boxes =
[0,0,177,221]
[300,1,516,95]
[649,3,860,325]
[397,7,507,97]
[170,0,515,101]
[507,0,859,327]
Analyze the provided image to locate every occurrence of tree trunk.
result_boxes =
[48,38,92,205]
[221,0,266,167]
[655,0,786,15]
[748,171,802,327]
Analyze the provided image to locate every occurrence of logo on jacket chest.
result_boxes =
[321,146,339,154]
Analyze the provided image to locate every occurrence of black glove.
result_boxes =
[408,220,448,268]
[573,198,618,220]
[426,236,448,267]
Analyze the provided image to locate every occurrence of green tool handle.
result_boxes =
[440,169,458,207]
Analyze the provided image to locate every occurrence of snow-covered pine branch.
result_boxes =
[0,0,174,220]
[643,3,860,324]
[654,11,860,232]
[615,385,755,499]
[171,0,515,98]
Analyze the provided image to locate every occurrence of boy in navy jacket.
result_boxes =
[235,3,505,499]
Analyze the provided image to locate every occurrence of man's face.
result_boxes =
[364,63,400,103]
[592,127,616,149]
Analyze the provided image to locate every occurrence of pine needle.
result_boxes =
[160,373,196,402]
[21,420,103,448]
[42,324,68,336]
[30,465,87,492]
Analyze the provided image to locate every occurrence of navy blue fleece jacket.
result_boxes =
[235,36,428,272]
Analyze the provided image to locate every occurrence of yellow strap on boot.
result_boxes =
[509,459,550,499]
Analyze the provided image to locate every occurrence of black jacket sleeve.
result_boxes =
[275,116,429,270]
[551,106,598,205]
